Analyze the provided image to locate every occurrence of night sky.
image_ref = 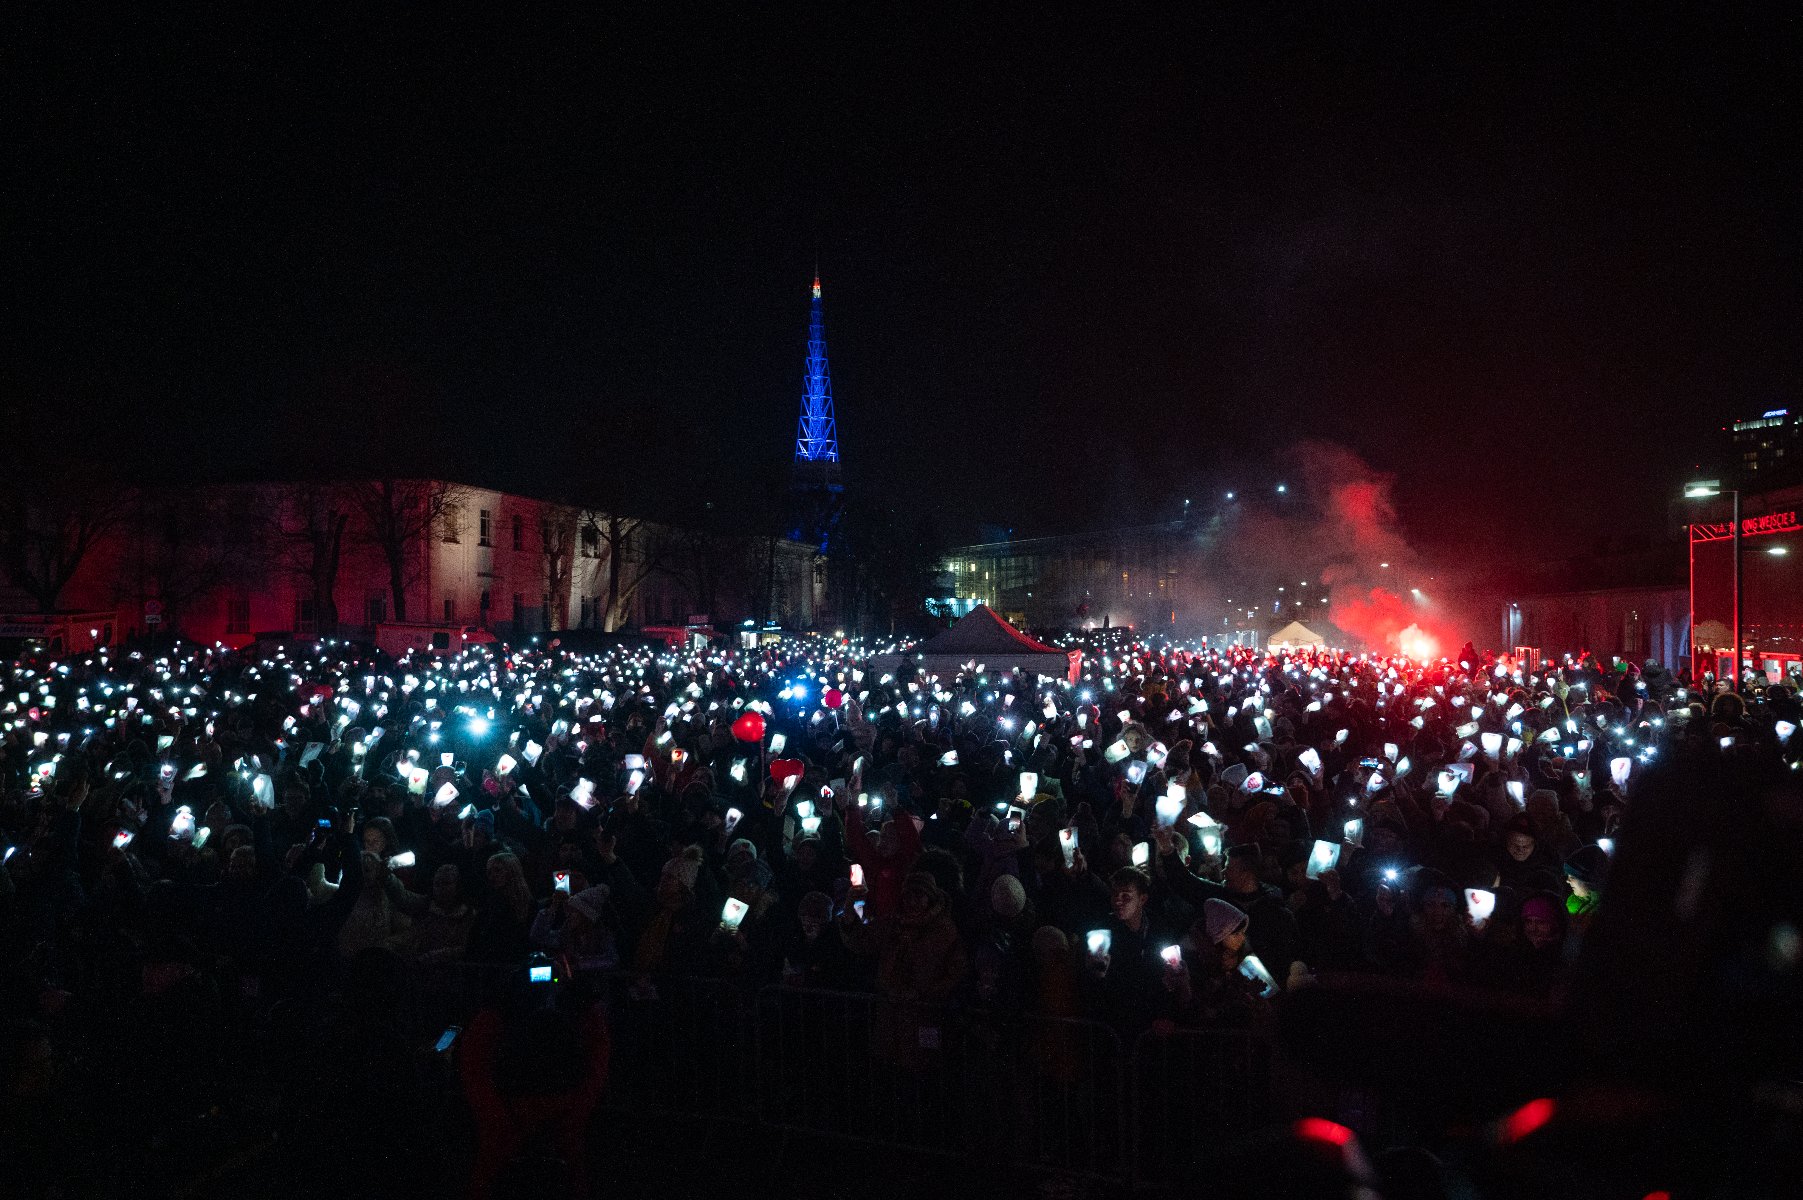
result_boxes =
[8,8,1799,558]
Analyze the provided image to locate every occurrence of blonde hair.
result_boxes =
[486,851,532,921]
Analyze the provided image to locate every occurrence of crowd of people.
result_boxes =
[1,626,1796,1192]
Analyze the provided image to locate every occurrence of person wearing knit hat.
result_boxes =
[530,884,618,971]
[1203,897,1249,948]
[566,884,610,925]
[990,873,1027,923]
[659,848,702,895]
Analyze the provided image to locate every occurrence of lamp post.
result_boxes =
[1685,480,1741,689]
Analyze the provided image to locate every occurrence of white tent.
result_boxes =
[871,605,1080,681]
[1267,620,1329,649]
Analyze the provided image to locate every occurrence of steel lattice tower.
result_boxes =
[793,276,842,491]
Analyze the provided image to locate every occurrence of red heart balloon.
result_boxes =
[769,758,805,787]
[823,688,844,709]
[731,712,766,743]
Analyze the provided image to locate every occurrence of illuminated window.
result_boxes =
[479,509,493,546]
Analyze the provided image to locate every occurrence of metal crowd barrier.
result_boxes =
[429,964,1271,1185]
[1129,1026,1275,1188]
[754,985,1129,1180]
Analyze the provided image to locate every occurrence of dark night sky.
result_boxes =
[7,7,1800,558]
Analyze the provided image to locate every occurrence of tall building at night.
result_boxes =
[1728,407,1803,483]
[789,275,843,551]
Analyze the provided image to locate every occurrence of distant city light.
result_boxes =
[1275,483,1288,495]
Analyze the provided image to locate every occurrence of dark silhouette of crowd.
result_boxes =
[3,631,1797,1195]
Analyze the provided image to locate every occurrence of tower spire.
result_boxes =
[793,273,840,489]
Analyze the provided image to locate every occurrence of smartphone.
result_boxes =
[1086,929,1112,957]
[433,1027,460,1054]
[1465,888,1497,929]
[1160,945,1183,967]
[850,863,865,888]
[769,733,787,754]
[1058,826,1078,867]
[554,871,571,894]
[1306,839,1340,879]
[529,962,553,984]
[192,827,212,850]
[724,807,743,833]
[113,830,135,850]
[1238,954,1279,998]
[721,897,750,932]
[853,899,866,922]
[389,851,416,870]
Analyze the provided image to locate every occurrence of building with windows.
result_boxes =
[1727,408,1803,483]
[933,523,1192,631]
[0,479,823,647]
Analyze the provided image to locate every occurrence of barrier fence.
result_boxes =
[438,965,1271,1187]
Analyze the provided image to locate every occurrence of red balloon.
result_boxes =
[731,712,766,743]
[823,688,844,709]
[769,758,805,787]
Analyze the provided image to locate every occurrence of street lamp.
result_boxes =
[1684,479,1741,688]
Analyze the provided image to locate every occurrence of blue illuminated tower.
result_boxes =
[789,275,843,549]
[793,276,842,490]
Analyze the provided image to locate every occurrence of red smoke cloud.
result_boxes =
[1328,586,1448,662]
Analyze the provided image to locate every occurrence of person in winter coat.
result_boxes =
[466,852,534,964]
[777,890,863,989]
[842,802,923,928]
[843,871,968,1069]
[1080,867,1179,1034]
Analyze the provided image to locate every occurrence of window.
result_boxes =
[513,593,526,629]
[295,597,317,635]
[443,597,455,623]
[226,598,251,635]
[579,597,592,627]
[479,509,493,546]
[479,589,491,618]
[512,514,524,551]
[442,505,461,543]
[366,594,387,628]
[581,525,600,558]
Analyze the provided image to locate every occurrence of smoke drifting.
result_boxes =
[1196,441,1471,656]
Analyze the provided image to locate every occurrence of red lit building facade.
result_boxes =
[1689,483,1803,683]
[0,480,824,648]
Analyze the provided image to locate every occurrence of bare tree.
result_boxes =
[354,479,467,623]
[582,510,665,632]
[273,482,351,635]
[0,474,131,612]
[116,485,269,634]
[540,504,579,631]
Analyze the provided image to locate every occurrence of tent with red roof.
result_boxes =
[872,605,1080,682]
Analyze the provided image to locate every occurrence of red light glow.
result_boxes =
[1295,1116,1354,1147]
[1397,623,1440,663]
[1501,1096,1558,1143]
